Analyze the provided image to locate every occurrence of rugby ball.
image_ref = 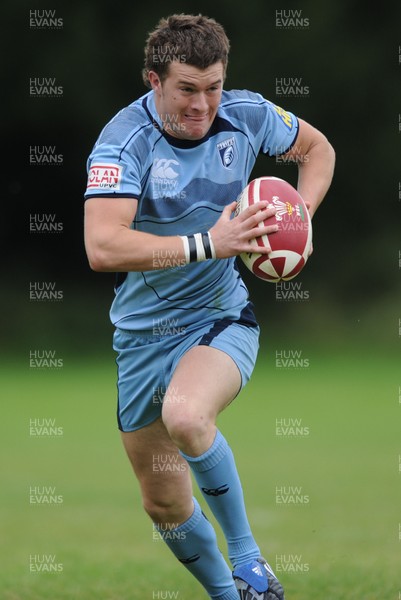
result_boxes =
[235,176,312,282]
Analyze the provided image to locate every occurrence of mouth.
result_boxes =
[184,113,209,122]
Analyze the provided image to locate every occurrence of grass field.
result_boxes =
[1,344,400,599]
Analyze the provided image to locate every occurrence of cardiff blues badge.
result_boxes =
[217,137,238,169]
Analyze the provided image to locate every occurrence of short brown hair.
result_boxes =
[142,14,230,88]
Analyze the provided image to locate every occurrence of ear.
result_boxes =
[148,71,162,92]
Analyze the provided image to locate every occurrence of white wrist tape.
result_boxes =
[180,235,190,264]
[179,231,216,263]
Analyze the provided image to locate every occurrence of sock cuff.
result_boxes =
[154,496,202,536]
[180,429,229,472]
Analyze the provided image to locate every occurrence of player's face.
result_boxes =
[149,61,224,141]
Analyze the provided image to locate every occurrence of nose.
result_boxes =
[189,92,209,113]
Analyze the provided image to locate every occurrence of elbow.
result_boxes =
[313,134,336,176]
[322,134,335,169]
[86,246,115,272]
[88,257,107,272]
[87,254,107,273]
[313,128,336,167]
[327,141,336,182]
[327,140,336,166]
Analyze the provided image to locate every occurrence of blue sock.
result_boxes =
[155,497,238,599]
[181,430,260,568]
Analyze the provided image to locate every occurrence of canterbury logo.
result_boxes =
[151,158,179,179]
[178,554,200,564]
[201,484,229,496]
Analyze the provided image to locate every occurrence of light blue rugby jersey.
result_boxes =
[84,89,299,331]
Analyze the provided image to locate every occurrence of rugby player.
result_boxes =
[84,14,335,600]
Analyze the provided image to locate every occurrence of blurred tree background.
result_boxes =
[3,0,400,357]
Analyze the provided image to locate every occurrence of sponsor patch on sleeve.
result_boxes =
[87,163,122,191]
[272,104,293,131]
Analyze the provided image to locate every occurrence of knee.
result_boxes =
[162,406,211,453]
[142,495,172,524]
[142,494,191,527]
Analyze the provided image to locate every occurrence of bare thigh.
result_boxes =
[162,345,242,456]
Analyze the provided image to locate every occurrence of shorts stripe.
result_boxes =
[115,357,123,431]
[198,302,258,347]
[198,318,233,346]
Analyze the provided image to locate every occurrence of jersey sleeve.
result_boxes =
[258,99,299,157]
[84,142,142,200]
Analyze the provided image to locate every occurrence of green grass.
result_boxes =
[1,347,400,599]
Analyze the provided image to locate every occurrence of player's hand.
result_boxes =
[209,201,278,259]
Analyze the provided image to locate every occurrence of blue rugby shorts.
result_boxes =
[113,314,260,432]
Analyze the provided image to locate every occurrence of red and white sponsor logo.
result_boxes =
[87,163,122,190]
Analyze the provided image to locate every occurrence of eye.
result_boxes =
[207,85,221,94]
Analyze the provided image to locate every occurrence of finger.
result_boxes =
[237,201,269,218]
[240,222,279,254]
[255,224,279,236]
[243,221,279,241]
[240,204,277,226]
[242,228,277,250]
[225,201,238,217]
[234,201,269,219]
[242,242,272,255]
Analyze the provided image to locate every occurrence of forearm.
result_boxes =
[296,137,335,218]
[86,227,186,272]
